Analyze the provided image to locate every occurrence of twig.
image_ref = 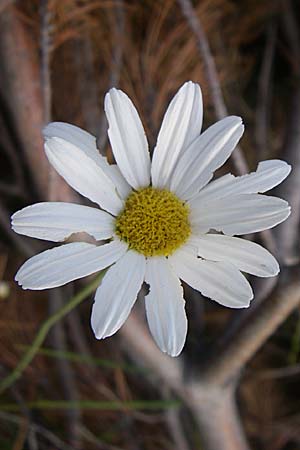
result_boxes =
[281,0,300,75]
[0,410,74,450]
[27,429,39,450]
[177,0,248,176]
[255,23,277,158]
[40,3,82,445]
[120,313,184,396]
[78,425,125,450]
[40,0,52,124]
[0,0,15,15]
[48,289,82,448]
[12,415,28,450]
[185,383,249,450]
[0,5,49,197]
[0,272,104,394]
[74,34,103,139]
[256,363,300,380]
[0,100,27,198]
[98,0,125,151]
[275,9,300,264]
[288,311,300,364]
[165,407,190,450]
[0,399,179,412]
[199,266,300,386]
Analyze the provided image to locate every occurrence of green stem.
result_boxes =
[16,346,146,374]
[0,399,180,411]
[0,273,104,394]
[288,314,300,364]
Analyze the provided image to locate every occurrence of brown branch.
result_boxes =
[186,384,250,450]
[0,102,27,198]
[0,411,74,450]
[48,289,82,448]
[0,0,15,15]
[177,0,248,176]
[98,0,125,152]
[255,24,277,159]
[275,2,300,264]
[40,3,82,447]
[165,407,190,450]
[121,310,252,450]
[0,5,49,197]
[275,86,300,264]
[120,313,184,395]
[199,266,300,386]
[281,0,300,75]
[74,34,103,139]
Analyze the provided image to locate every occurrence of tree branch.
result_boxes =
[199,267,300,386]
[177,0,248,176]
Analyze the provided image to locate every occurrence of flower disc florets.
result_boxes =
[115,187,191,257]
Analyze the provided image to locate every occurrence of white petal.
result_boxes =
[91,250,145,339]
[104,89,150,189]
[44,122,131,200]
[45,137,124,215]
[169,245,253,308]
[107,165,132,199]
[15,240,127,290]
[145,257,187,357]
[193,234,279,277]
[170,116,244,200]
[151,82,203,189]
[198,159,291,203]
[43,122,100,164]
[190,194,291,235]
[12,202,115,242]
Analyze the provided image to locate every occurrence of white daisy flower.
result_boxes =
[12,81,291,357]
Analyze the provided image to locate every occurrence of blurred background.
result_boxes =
[0,0,300,449]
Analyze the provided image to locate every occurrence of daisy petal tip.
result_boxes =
[156,343,183,358]
[14,273,26,290]
[42,122,73,141]
[182,79,199,89]
[104,87,125,107]
[90,316,104,340]
[92,329,105,341]
[183,80,202,98]
[286,162,292,176]
[169,345,184,358]
[232,293,253,309]
[106,86,119,96]
[275,160,292,177]
[227,116,244,135]
[91,322,114,341]
[272,265,280,277]
[42,122,53,139]
[284,204,292,221]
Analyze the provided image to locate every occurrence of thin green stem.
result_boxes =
[0,273,104,394]
[0,399,180,412]
[288,313,300,364]
[16,346,147,374]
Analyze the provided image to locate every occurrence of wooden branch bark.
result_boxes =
[121,311,251,450]
[199,267,300,386]
[177,0,248,176]
[0,6,48,197]
[186,384,249,450]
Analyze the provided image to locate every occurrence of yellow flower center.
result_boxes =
[115,187,191,257]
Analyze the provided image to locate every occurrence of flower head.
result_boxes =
[12,81,291,356]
